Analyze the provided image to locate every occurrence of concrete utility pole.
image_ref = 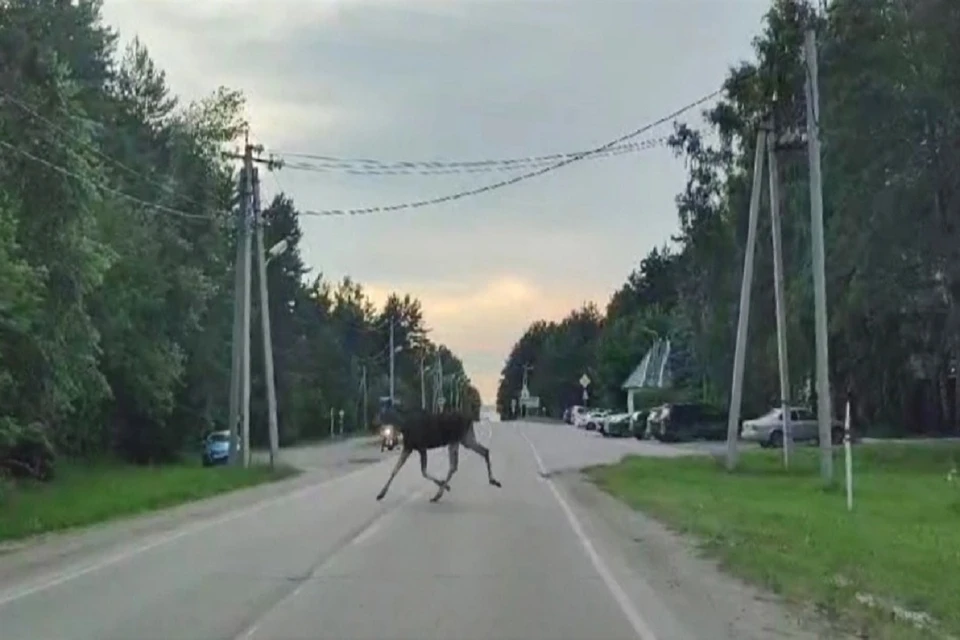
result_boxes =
[768,131,793,469]
[388,319,396,405]
[253,166,280,469]
[225,138,283,467]
[435,352,444,412]
[420,355,428,410]
[805,26,834,483]
[726,126,767,471]
[360,365,368,430]
[239,145,254,467]
[227,164,248,465]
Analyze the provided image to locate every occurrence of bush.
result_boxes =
[0,418,57,482]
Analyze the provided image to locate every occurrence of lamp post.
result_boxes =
[257,227,291,469]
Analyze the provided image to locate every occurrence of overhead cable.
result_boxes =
[0,89,211,211]
[0,139,216,221]
[296,89,721,217]
[273,137,668,176]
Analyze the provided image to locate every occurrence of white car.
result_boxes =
[577,409,611,431]
[597,411,634,436]
[567,405,589,425]
[741,407,844,448]
[573,407,595,429]
[643,405,669,439]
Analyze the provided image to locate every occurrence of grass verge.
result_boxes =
[0,460,298,542]
[586,444,960,639]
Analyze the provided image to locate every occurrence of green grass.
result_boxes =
[586,444,960,639]
[0,460,298,542]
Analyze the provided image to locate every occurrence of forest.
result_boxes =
[0,0,479,478]
[497,0,960,436]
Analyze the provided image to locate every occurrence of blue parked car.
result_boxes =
[202,430,240,467]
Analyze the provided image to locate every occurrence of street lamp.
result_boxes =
[257,227,293,470]
[266,239,289,262]
[420,359,433,410]
[388,318,404,404]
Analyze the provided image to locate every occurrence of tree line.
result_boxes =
[0,0,479,476]
[498,0,960,436]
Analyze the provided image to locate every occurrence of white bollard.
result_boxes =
[844,400,853,511]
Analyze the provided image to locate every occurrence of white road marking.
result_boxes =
[0,461,386,608]
[238,487,427,640]
[520,428,659,640]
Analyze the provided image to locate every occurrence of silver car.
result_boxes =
[741,407,843,448]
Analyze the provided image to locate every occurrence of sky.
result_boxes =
[100,0,769,404]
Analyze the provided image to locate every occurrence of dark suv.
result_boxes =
[649,403,728,442]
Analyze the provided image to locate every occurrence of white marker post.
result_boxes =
[844,400,853,511]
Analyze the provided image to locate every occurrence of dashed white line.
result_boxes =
[520,428,659,640]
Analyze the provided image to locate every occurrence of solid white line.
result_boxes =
[520,429,658,640]
[0,461,384,608]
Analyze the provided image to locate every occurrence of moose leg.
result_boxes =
[461,425,502,488]
[430,444,459,503]
[418,449,450,492]
[376,448,410,501]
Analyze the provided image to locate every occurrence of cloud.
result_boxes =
[363,275,602,400]
[99,0,770,408]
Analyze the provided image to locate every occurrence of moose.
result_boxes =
[374,404,501,503]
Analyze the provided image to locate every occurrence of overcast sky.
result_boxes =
[101,0,769,404]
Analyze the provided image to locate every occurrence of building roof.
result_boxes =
[622,339,673,390]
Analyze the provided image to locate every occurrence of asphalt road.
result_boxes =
[0,422,823,640]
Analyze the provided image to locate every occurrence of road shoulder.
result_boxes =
[554,470,845,640]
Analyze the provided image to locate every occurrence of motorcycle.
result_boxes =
[380,424,401,451]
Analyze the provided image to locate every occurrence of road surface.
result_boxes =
[0,422,826,640]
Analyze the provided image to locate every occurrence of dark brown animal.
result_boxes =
[375,407,501,503]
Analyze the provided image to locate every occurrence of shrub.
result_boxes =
[0,417,56,482]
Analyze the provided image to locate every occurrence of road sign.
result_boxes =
[520,386,530,401]
[520,396,540,409]
[579,374,591,388]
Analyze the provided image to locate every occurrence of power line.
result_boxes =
[273,136,668,176]
[296,89,721,217]
[0,139,217,221]
[0,89,211,211]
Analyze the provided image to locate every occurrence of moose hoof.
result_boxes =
[490,479,502,488]
[429,492,443,503]
[376,491,386,501]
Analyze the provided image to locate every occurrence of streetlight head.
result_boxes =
[267,239,289,259]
